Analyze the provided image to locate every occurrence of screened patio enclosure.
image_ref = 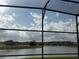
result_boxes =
[0,0,78,59]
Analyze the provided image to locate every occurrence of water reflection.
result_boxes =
[0,46,77,59]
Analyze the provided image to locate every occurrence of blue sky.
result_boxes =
[0,0,77,42]
[47,0,79,14]
[5,0,45,7]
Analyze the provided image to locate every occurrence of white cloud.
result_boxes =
[29,12,48,30]
[0,0,7,13]
[2,15,14,21]
[43,17,76,42]
[0,12,42,42]
[0,14,14,28]
[29,12,42,30]
[29,12,76,42]
[44,19,76,32]
[30,12,42,25]
[0,12,77,42]
[8,24,29,42]
[12,13,16,17]
[56,13,60,18]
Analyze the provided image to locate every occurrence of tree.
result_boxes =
[4,40,15,45]
[29,40,37,46]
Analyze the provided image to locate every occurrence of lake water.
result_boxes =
[0,46,77,59]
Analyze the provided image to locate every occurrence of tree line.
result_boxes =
[0,40,77,47]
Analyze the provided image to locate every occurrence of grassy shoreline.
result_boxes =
[0,45,42,49]
[22,56,77,59]
[0,45,77,49]
[0,41,77,49]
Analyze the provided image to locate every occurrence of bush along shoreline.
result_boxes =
[0,40,77,49]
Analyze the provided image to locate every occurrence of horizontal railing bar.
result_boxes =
[44,31,77,34]
[0,28,41,32]
[0,53,77,57]
[46,9,76,16]
[43,53,78,55]
[61,0,79,4]
[0,5,42,9]
[0,5,76,16]
[0,28,77,34]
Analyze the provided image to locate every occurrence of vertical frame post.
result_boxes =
[76,16,79,58]
[42,1,50,58]
[42,9,46,59]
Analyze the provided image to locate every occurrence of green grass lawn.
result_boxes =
[0,45,42,49]
[22,56,77,59]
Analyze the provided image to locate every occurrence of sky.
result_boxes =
[0,0,78,42]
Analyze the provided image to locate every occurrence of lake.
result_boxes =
[0,46,77,59]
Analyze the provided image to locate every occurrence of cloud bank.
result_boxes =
[0,12,77,42]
